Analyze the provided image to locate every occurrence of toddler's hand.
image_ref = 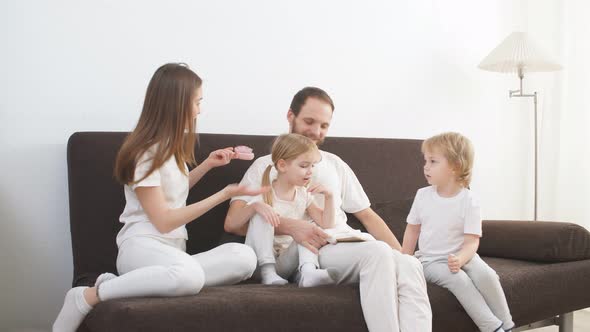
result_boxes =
[307,183,332,198]
[448,254,461,273]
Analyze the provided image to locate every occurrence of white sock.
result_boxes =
[300,262,316,273]
[503,323,515,331]
[260,264,288,285]
[95,272,117,287]
[53,286,93,332]
[298,265,335,288]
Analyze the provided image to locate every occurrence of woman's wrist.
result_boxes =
[199,160,214,172]
[219,187,233,201]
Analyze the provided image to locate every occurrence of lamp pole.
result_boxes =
[509,67,538,221]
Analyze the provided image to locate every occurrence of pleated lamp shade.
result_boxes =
[478,31,562,73]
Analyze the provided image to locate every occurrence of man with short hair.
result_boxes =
[225,87,432,332]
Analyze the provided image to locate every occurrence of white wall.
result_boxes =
[0,0,575,330]
[521,0,590,229]
[553,0,590,229]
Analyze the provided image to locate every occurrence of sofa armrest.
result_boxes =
[478,220,590,262]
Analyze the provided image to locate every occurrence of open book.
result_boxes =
[324,228,375,244]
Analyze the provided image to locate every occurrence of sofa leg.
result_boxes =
[512,312,574,332]
[558,312,573,332]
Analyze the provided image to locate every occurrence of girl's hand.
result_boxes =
[448,254,462,273]
[223,184,268,199]
[308,183,332,198]
[252,201,281,227]
[204,148,236,169]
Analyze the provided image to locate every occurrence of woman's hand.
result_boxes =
[222,184,268,199]
[252,201,281,227]
[307,183,332,198]
[203,148,236,169]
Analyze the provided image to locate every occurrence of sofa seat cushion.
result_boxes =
[80,257,590,332]
[81,283,367,332]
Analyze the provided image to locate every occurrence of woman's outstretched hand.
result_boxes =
[223,184,269,199]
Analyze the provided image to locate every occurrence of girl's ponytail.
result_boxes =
[261,165,273,206]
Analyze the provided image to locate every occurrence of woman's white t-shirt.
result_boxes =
[116,148,189,247]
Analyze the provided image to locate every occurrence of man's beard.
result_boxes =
[291,121,324,146]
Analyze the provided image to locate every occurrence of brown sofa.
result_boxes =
[67,132,590,332]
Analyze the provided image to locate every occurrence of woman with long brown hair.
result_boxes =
[53,63,265,332]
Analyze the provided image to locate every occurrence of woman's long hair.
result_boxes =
[261,133,318,206]
[114,63,201,185]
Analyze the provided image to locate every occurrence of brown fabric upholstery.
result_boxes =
[67,132,590,332]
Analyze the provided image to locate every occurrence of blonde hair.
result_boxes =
[262,133,319,206]
[421,132,474,187]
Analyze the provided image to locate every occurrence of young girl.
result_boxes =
[242,133,337,287]
[53,63,266,332]
[402,132,514,332]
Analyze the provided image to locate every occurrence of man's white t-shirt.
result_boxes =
[232,151,371,232]
[406,186,482,257]
[116,148,189,247]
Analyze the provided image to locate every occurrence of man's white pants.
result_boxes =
[392,250,432,332]
[246,214,432,332]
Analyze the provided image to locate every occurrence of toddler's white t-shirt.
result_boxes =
[407,186,482,257]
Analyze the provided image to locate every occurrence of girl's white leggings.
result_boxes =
[245,213,319,277]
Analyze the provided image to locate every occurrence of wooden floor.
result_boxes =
[526,309,590,332]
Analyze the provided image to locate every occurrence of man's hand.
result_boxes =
[289,220,330,254]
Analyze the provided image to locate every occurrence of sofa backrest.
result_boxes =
[67,132,425,285]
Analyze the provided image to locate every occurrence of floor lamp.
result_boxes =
[478,32,562,221]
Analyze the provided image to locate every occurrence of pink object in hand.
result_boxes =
[234,145,254,160]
